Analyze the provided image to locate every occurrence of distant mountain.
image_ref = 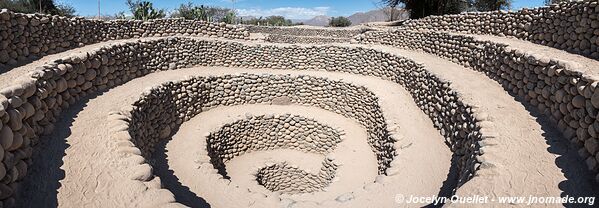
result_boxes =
[347,8,408,25]
[300,8,408,27]
[302,15,330,27]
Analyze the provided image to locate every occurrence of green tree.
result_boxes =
[0,0,76,17]
[127,1,165,21]
[474,0,511,11]
[242,16,297,26]
[384,0,513,19]
[172,2,236,23]
[193,5,209,21]
[0,0,29,13]
[329,16,352,27]
[55,3,75,17]
[173,3,210,21]
[173,2,201,20]
[222,12,236,24]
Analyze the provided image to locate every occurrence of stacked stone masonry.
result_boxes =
[264,35,351,44]
[0,35,490,205]
[399,0,599,60]
[1,1,598,206]
[207,114,342,176]
[120,73,391,205]
[246,25,365,38]
[247,25,369,44]
[127,74,391,172]
[0,9,249,69]
[256,159,337,194]
[356,28,599,182]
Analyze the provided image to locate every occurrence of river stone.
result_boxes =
[573,95,586,108]
[0,125,13,150]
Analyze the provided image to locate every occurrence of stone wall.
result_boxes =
[127,74,391,173]
[0,9,249,68]
[207,114,342,175]
[264,34,350,44]
[0,36,490,205]
[256,159,337,194]
[399,0,599,59]
[115,38,486,189]
[356,29,599,182]
[246,25,366,38]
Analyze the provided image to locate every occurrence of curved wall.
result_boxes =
[245,25,365,38]
[207,114,342,174]
[357,29,599,181]
[256,159,337,194]
[0,9,249,68]
[400,0,599,60]
[0,37,488,205]
[127,74,391,172]
[264,34,350,44]
[0,1,595,205]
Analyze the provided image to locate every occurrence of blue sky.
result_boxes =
[57,0,548,19]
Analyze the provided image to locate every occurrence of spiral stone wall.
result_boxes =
[356,28,599,181]
[256,159,337,194]
[1,1,597,206]
[0,35,492,204]
[127,74,391,172]
[114,39,487,191]
[0,9,249,68]
[206,114,341,194]
[399,0,599,60]
[207,114,342,174]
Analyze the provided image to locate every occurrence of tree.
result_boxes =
[173,2,207,20]
[56,3,76,17]
[0,0,30,13]
[474,0,511,11]
[127,1,165,21]
[126,0,140,15]
[382,0,402,20]
[381,0,496,19]
[329,16,352,27]
[382,0,468,19]
[222,12,236,24]
[242,16,297,26]
[0,0,76,17]
[205,7,235,22]
[172,2,237,22]
[385,7,409,21]
[193,5,209,21]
